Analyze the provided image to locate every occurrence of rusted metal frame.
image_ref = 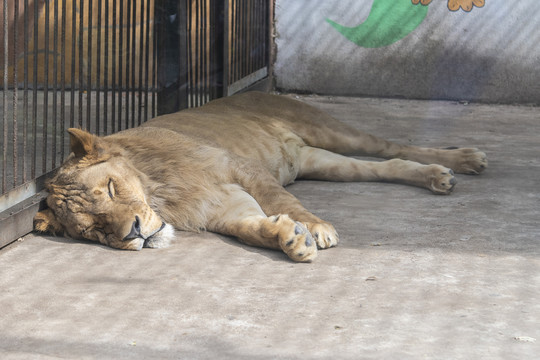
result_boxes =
[0,190,47,249]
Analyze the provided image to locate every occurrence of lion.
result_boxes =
[33,92,487,262]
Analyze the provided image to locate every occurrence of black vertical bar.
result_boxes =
[194,0,200,107]
[32,0,38,178]
[202,0,207,103]
[144,0,150,121]
[118,0,123,130]
[43,0,50,172]
[263,0,268,68]
[96,0,102,135]
[60,0,67,162]
[186,0,192,107]
[78,0,84,128]
[152,0,157,116]
[104,0,109,134]
[2,0,8,192]
[248,0,252,75]
[13,0,19,186]
[112,0,117,133]
[87,0,93,132]
[221,0,228,99]
[52,0,58,169]
[235,0,240,84]
[125,0,131,128]
[138,0,144,124]
[23,0,29,182]
[70,0,76,129]
[256,0,261,70]
[131,0,136,126]
[234,0,239,84]
[242,0,247,79]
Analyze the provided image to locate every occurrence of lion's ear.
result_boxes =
[68,128,100,158]
[33,209,64,235]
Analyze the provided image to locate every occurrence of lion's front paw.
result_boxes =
[269,215,318,262]
[426,165,458,195]
[305,222,339,249]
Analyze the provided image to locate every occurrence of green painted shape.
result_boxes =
[326,0,429,48]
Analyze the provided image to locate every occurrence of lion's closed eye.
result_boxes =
[108,179,115,199]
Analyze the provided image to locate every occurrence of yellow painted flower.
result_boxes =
[448,0,485,12]
[411,0,485,12]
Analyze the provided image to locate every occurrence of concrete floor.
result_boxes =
[1,95,539,359]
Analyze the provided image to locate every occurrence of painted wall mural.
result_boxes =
[327,0,485,48]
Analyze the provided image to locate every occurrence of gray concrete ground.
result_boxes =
[1,95,539,359]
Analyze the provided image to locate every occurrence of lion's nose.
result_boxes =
[124,216,142,240]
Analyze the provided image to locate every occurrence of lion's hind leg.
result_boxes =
[298,146,457,195]
[207,184,318,262]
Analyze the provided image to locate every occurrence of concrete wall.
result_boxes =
[274,0,540,104]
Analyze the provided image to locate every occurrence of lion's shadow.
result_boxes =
[39,231,294,261]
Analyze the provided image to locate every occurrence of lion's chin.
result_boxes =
[143,223,175,249]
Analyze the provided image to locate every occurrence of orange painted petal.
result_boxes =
[447,0,460,11]
[473,0,485,8]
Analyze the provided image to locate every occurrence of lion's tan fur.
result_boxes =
[34,92,487,261]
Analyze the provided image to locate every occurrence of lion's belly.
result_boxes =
[228,134,302,186]
[143,114,305,185]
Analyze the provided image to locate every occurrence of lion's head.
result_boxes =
[33,128,174,250]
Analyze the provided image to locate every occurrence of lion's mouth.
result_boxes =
[143,222,174,249]
[149,222,167,238]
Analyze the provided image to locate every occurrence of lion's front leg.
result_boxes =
[207,185,318,262]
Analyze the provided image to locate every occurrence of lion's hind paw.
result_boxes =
[305,222,339,249]
[445,147,488,175]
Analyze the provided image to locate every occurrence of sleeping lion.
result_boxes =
[34,92,487,262]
